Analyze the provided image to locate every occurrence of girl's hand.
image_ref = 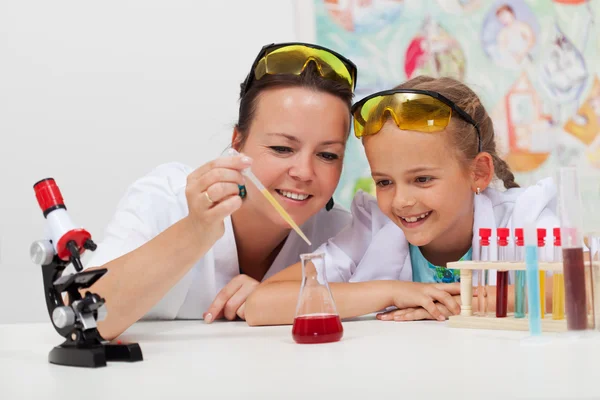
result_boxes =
[204,274,260,323]
[379,293,476,321]
[389,282,462,321]
[184,154,252,241]
[377,304,452,322]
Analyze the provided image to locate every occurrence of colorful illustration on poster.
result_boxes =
[309,0,600,229]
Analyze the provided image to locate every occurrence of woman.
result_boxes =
[85,43,357,340]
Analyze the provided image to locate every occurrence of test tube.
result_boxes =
[537,228,547,318]
[514,228,526,318]
[588,233,600,331]
[477,228,491,316]
[552,227,565,320]
[525,223,542,336]
[496,228,510,318]
[558,167,588,331]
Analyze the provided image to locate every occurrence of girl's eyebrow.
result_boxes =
[404,166,442,174]
[371,166,442,178]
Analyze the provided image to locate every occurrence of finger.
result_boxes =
[224,280,258,321]
[194,167,246,191]
[204,309,224,322]
[206,182,242,205]
[395,308,432,321]
[223,288,244,321]
[398,303,454,321]
[205,276,245,323]
[419,298,445,321]
[189,155,253,180]
[236,303,246,320]
[429,289,461,316]
[433,282,461,295]
[186,172,244,210]
[436,303,452,318]
[376,311,393,320]
[215,309,225,321]
[377,308,415,321]
[206,195,243,221]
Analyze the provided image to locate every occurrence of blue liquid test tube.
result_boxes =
[525,223,542,335]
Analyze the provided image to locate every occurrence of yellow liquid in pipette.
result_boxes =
[260,189,311,246]
[552,273,565,320]
[539,271,546,318]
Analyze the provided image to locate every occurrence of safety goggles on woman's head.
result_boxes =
[351,89,482,152]
[241,42,357,96]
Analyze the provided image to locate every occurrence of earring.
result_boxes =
[476,187,481,195]
[326,197,334,211]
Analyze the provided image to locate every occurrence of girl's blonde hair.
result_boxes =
[395,76,519,189]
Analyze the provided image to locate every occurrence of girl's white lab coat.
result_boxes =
[316,178,559,284]
[84,162,352,320]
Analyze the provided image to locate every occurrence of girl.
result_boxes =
[245,75,558,326]
[82,43,362,340]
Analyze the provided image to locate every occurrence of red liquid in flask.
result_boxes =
[563,247,588,330]
[292,314,343,344]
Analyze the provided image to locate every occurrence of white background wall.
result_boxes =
[0,0,315,323]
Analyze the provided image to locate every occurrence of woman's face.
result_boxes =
[235,87,350,229]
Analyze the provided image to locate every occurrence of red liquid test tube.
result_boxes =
[558,167,588,331]
[496,228,510,318]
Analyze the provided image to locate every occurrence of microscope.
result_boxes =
[30,178,143,368]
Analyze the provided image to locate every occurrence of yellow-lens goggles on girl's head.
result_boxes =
[351,89,481,152]
[242,42,357,95]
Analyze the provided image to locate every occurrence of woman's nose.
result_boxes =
[289,155,315,181]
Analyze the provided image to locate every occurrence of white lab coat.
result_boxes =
[83,162,352,320]
[316,178,559,284]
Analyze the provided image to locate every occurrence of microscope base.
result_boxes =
[49,342,143,368]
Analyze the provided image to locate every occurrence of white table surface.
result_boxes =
[1,316,599,400]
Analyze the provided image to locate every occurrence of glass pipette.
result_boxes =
[226,148,312,246]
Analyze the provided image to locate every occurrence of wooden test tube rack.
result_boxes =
[446,260,600,332]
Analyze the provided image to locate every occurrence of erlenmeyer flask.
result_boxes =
[292,252,343,344]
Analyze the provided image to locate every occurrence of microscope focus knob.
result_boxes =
[52,306,75,329]
[30,240,55,265]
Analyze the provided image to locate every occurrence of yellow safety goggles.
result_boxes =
[242,42,357,95]
[351,89,481,152]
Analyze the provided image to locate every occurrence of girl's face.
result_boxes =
[235,87,349,229]
[364,120,476,255]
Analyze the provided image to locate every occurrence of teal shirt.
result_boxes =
[409,244,472,283]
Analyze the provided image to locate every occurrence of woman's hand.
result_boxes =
[387,282,462,321]
[184,154,252,241]
[204,274,260,323]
